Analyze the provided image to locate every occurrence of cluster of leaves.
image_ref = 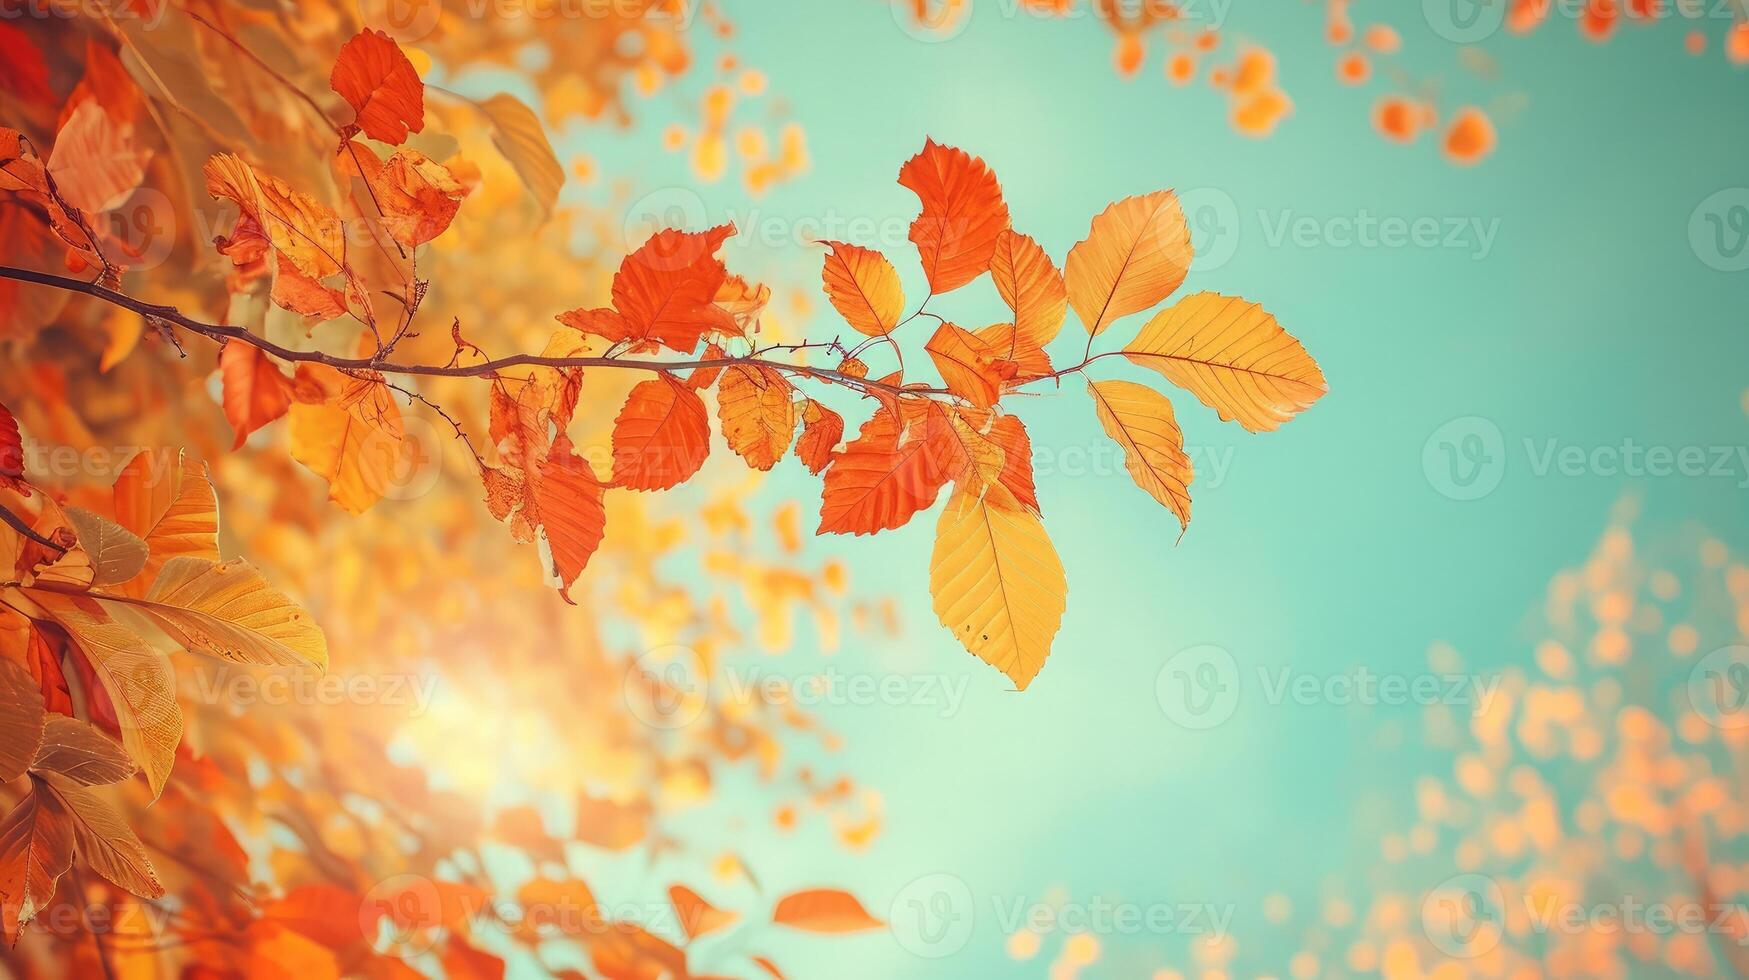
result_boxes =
[0,5,1325,977]
[0,435,326,942]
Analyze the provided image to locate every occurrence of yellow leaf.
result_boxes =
[1122,291,1328,432]
[64,508,147,588]
[819,241,904,336]
[37,772,162,899]
[29,593,180,800]
[0,658,45,784]
[1064,191,1191,336]
[929,488,1067,690]
[1087,379,1193,532]
[117,557,328,671]
[110,450,218,599]
[203,153,344,280]
[478,93,564,220]
[990,229,1066,347]
[717,365,796,471]
[289,368,407,514]
[0,778,74,944]
[31,715,135,786]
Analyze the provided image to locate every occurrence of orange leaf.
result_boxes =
[0,777,73,944]
[1087,379,1192,531]
[342,141,468,247]
[817,408,956,535]
[898,139,1010,294]
[610,225,737,353]
[771,888,884,933]
[204,154,345,281]
[287,365,406,514]
[990,229,1067,347]
[329,29,424,144]
[924,322,1003,408]
[717,365,796,471]
[219,343,294,449]
[1064,190,1191,336]
[669,884,739,939]
[795,399,844,476]
[1121,291,1327,432]
[974,322,1053,384]
[819,241,904,336]
[46,100,149,214]
[611,376,711,490]
[536,436,607,600]
[0,401,24,493]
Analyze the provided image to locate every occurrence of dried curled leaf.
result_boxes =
[1122,291,1328,432]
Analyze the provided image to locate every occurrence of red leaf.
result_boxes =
[611,225,737,353]
[537,436,608,601]
[0,24,52,106]
[817,408,956,535]
[330,29,424,144]
[0,400,24,492]
[897,138,1010,294]
[219,343,294,449]
[611,376,711,491]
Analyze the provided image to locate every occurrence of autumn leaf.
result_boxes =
[31,715,134,787]
[612,376,711,491]
[0,401,24,494]
[536,436,609,598]
[606,225,737,354]
[990,229,1067,347]
[819,241,904,336]
[476,92,564,219]
[924,322,1004,408]
[220,342,294,449]
[1122,291,1328,432]
[1087,379,1192,531]
[771,888,884,932]
[795,399,844,476]
[0,777,73,945]
[36,771,161,898]
[669,884,739,939]
[898,139,1010,294]
[343,141,469,248]
[288,365,407,515]
[63,508,147,588]
[1064,190,1191,336]
[109,450,218,599]
[988,414,1041,514]
[0,658,46,784]
[930,487,1067,690]
[717,365,797,471]
[204,154,345,281]
[330,29,424,144]
[974,322,1053,384]
[29,592,181,799]
[104,557,329,670]
[46,99,149,214]
[817,408,957,535]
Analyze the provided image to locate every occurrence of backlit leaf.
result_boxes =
[717,365,797,472]
[929,487,1066,690]
[897,139,1010,294]
[1064,190,1191,336]
[819,241,904,336]
[1122,291,1328,432]
[330,29,424,144]
[1087,379,1192,531]
[612,375,711,490]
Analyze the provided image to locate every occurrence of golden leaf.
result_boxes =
[1064,191,1191,336]
[1087,379,1193,531]
[929,487,1067,690]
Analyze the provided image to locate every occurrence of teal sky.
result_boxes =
[456,3,1749,976]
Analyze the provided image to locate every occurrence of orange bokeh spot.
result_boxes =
[1363,24,1401,53]
[1373,96,1421,142]
[1729,22,1749,63]
[1443,107,1496,164]
[1167,53,1195,85]
[1337,52,1370,84]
